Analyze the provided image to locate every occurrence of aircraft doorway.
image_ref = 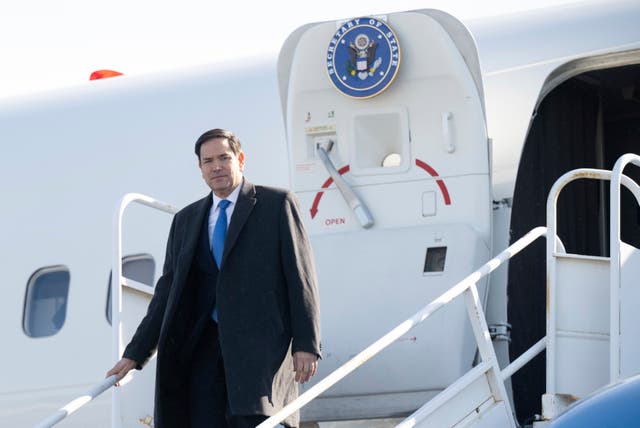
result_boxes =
[507,60,640,423]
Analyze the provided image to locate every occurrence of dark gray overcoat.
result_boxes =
[123,180,321,427]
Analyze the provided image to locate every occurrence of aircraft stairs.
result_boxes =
[34,154,640,428]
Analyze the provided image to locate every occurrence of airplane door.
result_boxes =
[279,11,491,420]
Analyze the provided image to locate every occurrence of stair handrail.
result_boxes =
[34,193,178,428]
[610,155,640,382]
[111,193,178,427]
[545,168,640,395]
[32,376,118,428]
[258,226,549,428]
[47,169,640,428]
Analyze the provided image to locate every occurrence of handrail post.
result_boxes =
[257,226,548,428]
[111,196,126,427]
[463,282,512,419]
[545,168,640,395]
[33,194,177,428]
[609,154,640,383]
[111,193,177,428]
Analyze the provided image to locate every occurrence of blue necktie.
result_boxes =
[212,199,231,268]
[211,200,230,322]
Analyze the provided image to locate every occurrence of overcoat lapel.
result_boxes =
[222,180,256,268]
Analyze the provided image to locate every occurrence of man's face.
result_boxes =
[198,137,245,198]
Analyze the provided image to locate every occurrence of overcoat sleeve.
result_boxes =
[279,191,322,358]
[122,216,178,368]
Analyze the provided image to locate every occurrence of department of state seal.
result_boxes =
[326,17,401,99]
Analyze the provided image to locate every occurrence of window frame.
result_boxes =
[22,265,71,338]
[106,253,156,325]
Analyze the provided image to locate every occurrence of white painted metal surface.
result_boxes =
[543,164,640,419]
[609,155,640,382]
[111,194,177,428]
[261,161,640,428]
[33,165,640,427]
[2,2,640,426]
[551,255,610,399]
[33,376,117,428]
[0,58,286,427]
[258,227,547,428]
[315,145,374,229]
[401,362,495,427]
[470,0,640,198]
[500,338,546,382]
[618,242,640,379]
[281,9,493,419]
[30,194,177,428]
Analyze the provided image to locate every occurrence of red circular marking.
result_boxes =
[310,161,451,220]
[415,159,451,205]
[311,165,350,218]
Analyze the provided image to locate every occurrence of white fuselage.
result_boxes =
[2,1,640,426]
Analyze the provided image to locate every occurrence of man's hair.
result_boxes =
[194,128,242,159]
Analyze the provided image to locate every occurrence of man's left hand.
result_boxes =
[293,351,318,384]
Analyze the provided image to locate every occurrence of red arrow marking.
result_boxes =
[415,159,452,205]
[310,165,350,219]
[310,192,322,218]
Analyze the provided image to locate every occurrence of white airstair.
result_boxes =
[257,154,640,428]
[542,154,640,422]
[34,154,640,428]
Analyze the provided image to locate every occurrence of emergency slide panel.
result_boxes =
[280,10,490,420]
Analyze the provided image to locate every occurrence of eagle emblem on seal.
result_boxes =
[326,17,401,99]
[348,34,382,80]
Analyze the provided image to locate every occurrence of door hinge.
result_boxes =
[489,322,511,342]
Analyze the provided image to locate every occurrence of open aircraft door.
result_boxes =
[278,11,492,420]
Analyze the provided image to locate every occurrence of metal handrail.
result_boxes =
[258,226,548,428]
[33,193,178,428]
[33,376,117,428]
[610,155,640,382]
[35,161,640,427]
[545,168,640,394]
[111,193,178,427]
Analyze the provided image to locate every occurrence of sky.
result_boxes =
[0,0,583,99]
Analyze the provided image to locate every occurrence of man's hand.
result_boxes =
[293,351,318,384]
[106,357,137,386]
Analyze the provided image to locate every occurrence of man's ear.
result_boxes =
[238,151,245,171]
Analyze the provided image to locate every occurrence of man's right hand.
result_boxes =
[106,358,137,385]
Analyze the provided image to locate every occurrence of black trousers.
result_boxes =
[188,319,272,428]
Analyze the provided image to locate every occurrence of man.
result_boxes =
[107,128,321,428]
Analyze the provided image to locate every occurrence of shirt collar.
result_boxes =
[211,179,242,209]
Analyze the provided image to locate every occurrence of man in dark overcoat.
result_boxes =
[107,128,321,428]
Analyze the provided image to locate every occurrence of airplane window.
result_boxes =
[23,266,70,338]
[106,254,156,324]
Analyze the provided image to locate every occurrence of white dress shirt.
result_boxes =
[208,181,242,249]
